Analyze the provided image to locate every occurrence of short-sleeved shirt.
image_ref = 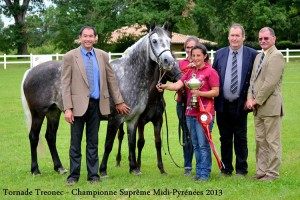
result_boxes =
[176,58,191,102]
[180,62,220,116]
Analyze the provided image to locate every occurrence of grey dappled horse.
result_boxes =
[21,22,176,176]
[100,21,176,176]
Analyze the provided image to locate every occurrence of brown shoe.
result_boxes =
[66,180,77,186]
[259,175,278,181]
[89,179,100,184]
[251,174,265,180]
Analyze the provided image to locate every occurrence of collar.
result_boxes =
[229,45,243,55]
[80,46,94,56]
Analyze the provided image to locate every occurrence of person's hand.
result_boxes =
[156,83,168,92]
[64,109,74,124]
[244,98,256,110]
[190,89,200,97]
[116,103,131,115]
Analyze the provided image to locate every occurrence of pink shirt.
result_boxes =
[176,58,191,102]
[180,62,220,116]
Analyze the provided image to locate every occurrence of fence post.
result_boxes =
[30,53,33,68]
[108,52,111,62]
[286,48,289,63]
[4,54,6,70]
[210,50,214,64]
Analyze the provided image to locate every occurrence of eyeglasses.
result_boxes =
[186,46,194,49]
[258,37,270,41]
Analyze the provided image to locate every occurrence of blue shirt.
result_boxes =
[223,46,243,101]
[80,46,100,99]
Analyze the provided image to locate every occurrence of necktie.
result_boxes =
[252,53,265,95]
[253,53,265,81]
[86,52,94,93]
[230,51,238,94]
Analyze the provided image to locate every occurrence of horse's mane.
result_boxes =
[123,33,148,56]
[122,26,170,57]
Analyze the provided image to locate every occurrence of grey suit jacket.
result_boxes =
[61,47,124,116]
[247,45,285,117]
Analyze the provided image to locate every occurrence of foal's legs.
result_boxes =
[137,123,145,171]
[153,116,166,174]
[45,106,67,174]
[116,123,125,167]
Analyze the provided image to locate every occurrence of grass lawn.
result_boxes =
[0,61,299,200]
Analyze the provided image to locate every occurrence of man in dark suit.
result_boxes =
[62,26,130,186]
[213,24,258,176]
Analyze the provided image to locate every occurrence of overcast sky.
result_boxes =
[1,0,52,27]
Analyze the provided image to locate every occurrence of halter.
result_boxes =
[148,31,172,68]
[148,30,174,84]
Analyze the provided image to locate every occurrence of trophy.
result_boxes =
[186,74,203,107]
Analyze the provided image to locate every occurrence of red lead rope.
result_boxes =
[197,97,225,170]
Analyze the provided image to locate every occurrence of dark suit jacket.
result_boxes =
[213,46,258,115]
[61,47,124,116]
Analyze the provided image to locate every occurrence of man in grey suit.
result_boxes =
[62,26,130,186]
[213,24,258,177]
[246,27,284,181]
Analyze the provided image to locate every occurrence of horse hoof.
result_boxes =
[100,172,109,178]
[133,170,142,176]
[31,169,41,176]
[161,171,168,175]
[58,167,68,175]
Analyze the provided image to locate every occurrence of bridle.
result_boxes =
[148,31,172,69]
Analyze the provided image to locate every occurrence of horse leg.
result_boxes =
[100,118,121,178]
[116,123,125,167]
[29,114,44,175]
[127,121,141,175]
[153,117,167,174]
[137,122,145,171]
[45,106,67,174]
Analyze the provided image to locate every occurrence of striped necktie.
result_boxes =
[230,51,238,94]
[253,53,265,81]
[86,52,94,93]
[252,53,265,95]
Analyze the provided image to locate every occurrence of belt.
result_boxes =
[224,99,238,103]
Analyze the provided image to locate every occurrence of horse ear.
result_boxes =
[150,20,156,31]
[162,21,170,31]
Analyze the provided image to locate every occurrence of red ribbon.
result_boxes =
[197,97,224,170]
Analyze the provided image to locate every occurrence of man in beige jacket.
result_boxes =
[246,27,284,181]
[62,26,130,186]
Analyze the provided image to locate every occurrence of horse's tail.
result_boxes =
[21,69,32,132]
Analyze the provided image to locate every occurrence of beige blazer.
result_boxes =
[247,45,285,117]
[61,47,124,116]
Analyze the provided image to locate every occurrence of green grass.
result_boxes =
[0,62,299,200]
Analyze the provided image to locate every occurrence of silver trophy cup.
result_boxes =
[186,74,202,107]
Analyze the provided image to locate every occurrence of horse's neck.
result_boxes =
[125,38,155,78]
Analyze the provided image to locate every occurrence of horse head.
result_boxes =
[148,21,175,71]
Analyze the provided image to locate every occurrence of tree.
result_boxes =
[0,0,45,54]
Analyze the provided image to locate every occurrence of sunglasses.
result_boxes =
[258,37,270,41]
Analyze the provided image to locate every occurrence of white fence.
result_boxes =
[1,48,300,70]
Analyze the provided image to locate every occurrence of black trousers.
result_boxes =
[67,99,101,182]
[216,100,248,175]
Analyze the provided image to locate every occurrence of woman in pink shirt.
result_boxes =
[177,36,200,176]
[157,44,220,181]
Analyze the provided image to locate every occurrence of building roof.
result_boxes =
[109,24,217,45]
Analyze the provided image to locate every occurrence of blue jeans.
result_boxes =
[176,102,193,170]
[186,116,213,180]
